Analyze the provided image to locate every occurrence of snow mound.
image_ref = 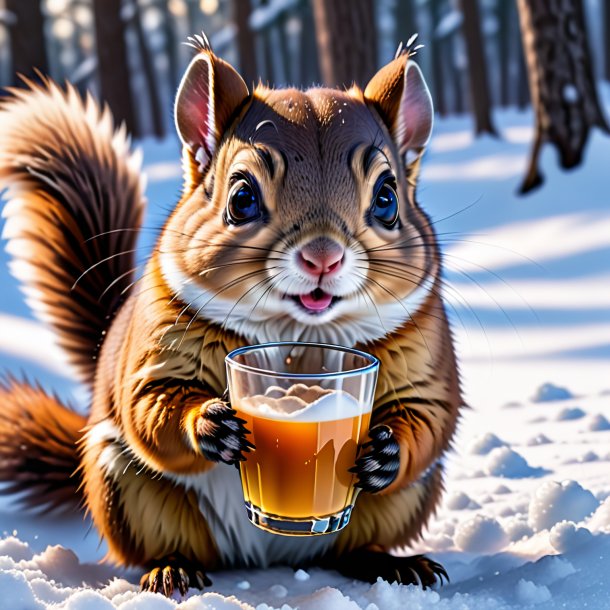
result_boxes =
[502,517,534,542]
[587,413,610,431]
[555,406,586,421]
[485,447,545,478]
[531,382,573,402]
[454,515,508,553]
[577,450,599,463]
[0,536,33,561]
[549,521,594,553]
[588,497,610,532]
[526,433,552,446]
[468,433,507,455]
[445,491,480,510]
[528,480,599,531]
[515,579,551,605]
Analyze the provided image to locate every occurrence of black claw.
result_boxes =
[352,425,400,493]
[330,550,449,589]
[141,557,209,597]
[369,424,393,441]
[197,399,256,465]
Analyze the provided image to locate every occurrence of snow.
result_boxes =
[468,432,507,455]
[531,383,574,403]
[555,406,586,421]
[586,413,610,431]
[548,522,593,553]
[515,579,551,605]
[2,97,610,607]
[528,481,599,531]
[454,515,508,553]
[484,447,545,478]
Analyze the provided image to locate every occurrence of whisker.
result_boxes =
[174,267,272,327]
[176,268,277,348]
[354,269,434,363]
[71,249,139,290]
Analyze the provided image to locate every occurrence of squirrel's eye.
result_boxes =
[371,178,399,229]
[226,179,260,225]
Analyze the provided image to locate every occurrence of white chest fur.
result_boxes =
[166,464,338,567]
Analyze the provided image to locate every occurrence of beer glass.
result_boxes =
[225,342,379,536]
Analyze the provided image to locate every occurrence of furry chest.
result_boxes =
[166,464,338,568]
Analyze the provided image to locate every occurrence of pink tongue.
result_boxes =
[299,289,333,312]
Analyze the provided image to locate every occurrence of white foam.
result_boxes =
[237,384,367,422]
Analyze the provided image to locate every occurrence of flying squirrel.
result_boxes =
[0,35,462,596]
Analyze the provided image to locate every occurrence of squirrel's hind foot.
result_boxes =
[140,554,212,597]
[330,549,449,589]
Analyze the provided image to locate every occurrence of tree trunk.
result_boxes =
[395,0,416,49]
[604,0,610,82]
[161,0,180,92]
[92,0,136,135]
[129,0,165,138]
[5,0,48,85]
[516,31,530,110]
[234,0,258,87]
[299,1,320,87]
[461,0,497,135]
[430,0,447,116]
[497,0,510,106]
[311,0,377,88]
[516,0,609,194]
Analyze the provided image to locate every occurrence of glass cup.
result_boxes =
[225,341,379,536]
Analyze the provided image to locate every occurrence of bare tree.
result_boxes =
[395,0,416,47]
[461,0,496,135]
[311,0,377,87]
[299,2,320,86]
[5,0,48,85]
[234,0,258,86]
[92,0,136,135]
[430,0,448,116]
[125,0,165,138]
[516,0,609,193]
[497,0,510,106]
[604,0,610,82]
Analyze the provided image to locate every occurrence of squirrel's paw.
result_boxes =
[196,400,254,465]
[140,556,212,597]
[350,424,400,493]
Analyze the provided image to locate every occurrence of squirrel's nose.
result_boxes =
[297,237,345,276]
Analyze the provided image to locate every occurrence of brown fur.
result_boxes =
[0,78,145,384]
[0,377,85,512]
[0,45,463,584]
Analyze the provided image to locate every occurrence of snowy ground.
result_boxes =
[1,97,610,609]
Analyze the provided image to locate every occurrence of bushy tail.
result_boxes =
[0,78,145,512]
[0,77,146,384]
[0,377,86,512]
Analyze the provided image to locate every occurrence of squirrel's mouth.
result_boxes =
[289,288,341,314]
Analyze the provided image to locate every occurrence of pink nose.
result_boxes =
[297,237,345,276]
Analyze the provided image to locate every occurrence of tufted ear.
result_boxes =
[175,49,249,171]
[364,55,433,160]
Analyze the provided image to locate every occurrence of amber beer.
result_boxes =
[236,396,372,521]
[226,342,379,536]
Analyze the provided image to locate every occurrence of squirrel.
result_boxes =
[0,36,462,596]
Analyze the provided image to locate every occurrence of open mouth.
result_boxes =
[289,288,341,314]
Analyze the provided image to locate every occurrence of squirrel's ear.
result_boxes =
[175,51,249,169]
[364,56,433,158]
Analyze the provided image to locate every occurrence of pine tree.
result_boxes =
[5,0,48,86]
[516,0,609,193]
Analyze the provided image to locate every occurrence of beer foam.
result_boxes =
[238,384,365,422]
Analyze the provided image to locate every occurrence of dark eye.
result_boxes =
[226,179,260,225]
[371,178,399,229]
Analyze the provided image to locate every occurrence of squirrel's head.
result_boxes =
[160,42,440,346]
